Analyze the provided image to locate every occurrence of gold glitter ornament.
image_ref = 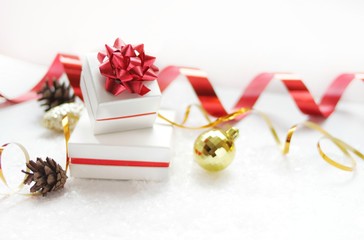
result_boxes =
[193,127,239,171]
[42,102,84,132]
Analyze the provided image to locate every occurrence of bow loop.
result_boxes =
[98,38,158,96]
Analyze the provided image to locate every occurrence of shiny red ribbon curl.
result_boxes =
[98,38,159,96]
[0,54,363,120]
[0,54,82,108]
[158,66,364,119]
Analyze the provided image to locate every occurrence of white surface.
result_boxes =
[1,0,364,101]
[1,72,364,239]
[1,2,364,237]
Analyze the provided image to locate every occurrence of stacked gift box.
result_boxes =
[68,44,175,181]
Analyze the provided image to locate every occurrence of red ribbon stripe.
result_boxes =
[71,158,169,168]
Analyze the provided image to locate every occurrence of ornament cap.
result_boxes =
[225,127,239,140]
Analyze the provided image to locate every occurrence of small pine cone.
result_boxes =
[22,157,67,196]
[38,79,75,111]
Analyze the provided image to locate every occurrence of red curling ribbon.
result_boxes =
[1,53,363,119]
[158,67,364,118]
[0,54,82,107]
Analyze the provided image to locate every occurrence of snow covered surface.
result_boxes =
[0,56,364,240]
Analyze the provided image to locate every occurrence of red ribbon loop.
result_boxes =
[158,67,363,118]
[1,54,363,121]
[0,54,82,108]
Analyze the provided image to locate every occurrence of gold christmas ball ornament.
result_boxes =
[42,102,84,132]
[193,127,239,172]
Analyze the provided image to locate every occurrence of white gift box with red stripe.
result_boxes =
[68,110,175,181]
[81,53,161,134]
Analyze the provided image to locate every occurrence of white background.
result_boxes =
[1,0,364,99]
[1,0,364,240]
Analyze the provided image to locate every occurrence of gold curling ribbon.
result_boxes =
[0,109,361,195]
[62,115,70,172]
[0,116,71,196]
[158,105,364,171]
[0,143,31,195]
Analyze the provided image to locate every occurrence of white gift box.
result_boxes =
[68,110,175,181]
[81,53,162,134]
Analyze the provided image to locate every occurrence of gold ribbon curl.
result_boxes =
[0,116,72,196]
[0,109,362,196]
[158,105,363,171]
[62,115,71,172]
[0,143,31,195]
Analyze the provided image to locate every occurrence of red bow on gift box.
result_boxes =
[97,38,159,96]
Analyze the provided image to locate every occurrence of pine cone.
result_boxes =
[38,79,75,111]
[22,157,67,196]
